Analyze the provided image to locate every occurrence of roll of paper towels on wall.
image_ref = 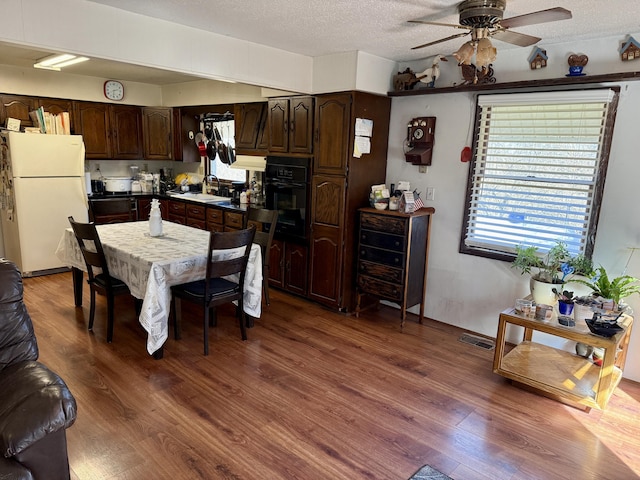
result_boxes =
[85,172,92,196]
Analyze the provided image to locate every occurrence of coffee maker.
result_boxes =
[231,181,245,204]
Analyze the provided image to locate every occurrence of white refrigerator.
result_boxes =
[0,131,88,276]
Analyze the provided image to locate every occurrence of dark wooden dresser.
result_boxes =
[355,207,435,327]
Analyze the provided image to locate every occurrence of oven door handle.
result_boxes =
[267,180,306,189]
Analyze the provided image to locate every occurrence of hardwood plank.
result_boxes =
[20,272,640,480]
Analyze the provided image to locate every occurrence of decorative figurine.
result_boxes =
[460,64,495,85]
[393,68,419,91]
[416,55,448,87]
[620,36,640,61]
[567,54,588,76]
[528,47,548,70]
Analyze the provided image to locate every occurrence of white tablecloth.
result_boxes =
[55,220,262,354]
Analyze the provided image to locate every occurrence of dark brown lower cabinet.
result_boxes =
[269,239,308,297]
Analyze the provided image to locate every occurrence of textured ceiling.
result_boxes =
[1,1,639,85]
[85,0,640,62]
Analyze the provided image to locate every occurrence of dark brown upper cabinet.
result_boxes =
[267,96,313,155]
[74,102,142,159]
[235,102,268,155]
[0,95,37,128]
[142,107,173,160]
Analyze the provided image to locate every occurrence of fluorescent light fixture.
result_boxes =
[34,53,89,71]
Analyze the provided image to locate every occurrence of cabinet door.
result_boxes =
[235,103,266,152]
[314,93,351,175]
[74,102,111,158]
[269,238,285,288]
[138,198,168,219]
[267,99,289,153]
[289,96,314,154]
[110,105,143,159]
[0,95,37,128]
[286,243,308,296]
[309,175,346,307]
[142,107,173,160]
[256,106,270,151]
[38,98,74,132]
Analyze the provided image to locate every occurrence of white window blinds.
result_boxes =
[463,89,617,257]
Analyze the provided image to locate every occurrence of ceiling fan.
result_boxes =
[409,0,572,67]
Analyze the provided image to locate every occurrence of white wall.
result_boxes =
[388,33,640,381]
[1,0,314,94]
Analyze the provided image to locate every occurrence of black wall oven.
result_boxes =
[265,156,311,242]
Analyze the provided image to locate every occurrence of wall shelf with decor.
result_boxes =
[388,70,640,97]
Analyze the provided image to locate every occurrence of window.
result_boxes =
[461,88,619,261]
[208,119,246,182]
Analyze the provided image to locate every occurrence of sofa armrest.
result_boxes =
[0,361,77,457]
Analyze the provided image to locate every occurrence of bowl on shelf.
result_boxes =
[374,201,388,210]
[585,317,624,337]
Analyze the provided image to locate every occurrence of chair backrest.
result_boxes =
[205,226,257,295]
[68,216,111,281]
[245,207,278,268]
[89,198,136,224]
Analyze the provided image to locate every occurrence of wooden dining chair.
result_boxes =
[244,207,278,306]
[171,225,256,355]
[68,216,133,343]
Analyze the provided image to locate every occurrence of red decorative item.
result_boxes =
[461,146,472,162]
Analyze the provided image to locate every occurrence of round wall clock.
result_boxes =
[103,80,124,101]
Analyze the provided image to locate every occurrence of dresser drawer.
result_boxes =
[361,213,406,235]
[358,260,404,284]
[360,229,405,252]
[224,211,244,229]
[206,207,224,225]
[358,245,404,268]
[186,204,206,220]
[168,201,186,215]
[357,275,403,301]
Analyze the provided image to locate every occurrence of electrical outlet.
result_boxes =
[418,165,428,174]
[426,187,435,201]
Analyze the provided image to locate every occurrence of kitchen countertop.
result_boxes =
[88,192,263,212]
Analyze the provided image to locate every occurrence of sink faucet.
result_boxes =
[206,174,220,194]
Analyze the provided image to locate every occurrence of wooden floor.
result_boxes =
[22,271,640,480]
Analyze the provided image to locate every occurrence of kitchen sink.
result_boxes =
[167,192,233,204]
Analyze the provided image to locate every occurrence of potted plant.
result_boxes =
[512,241,574,305]
[552,288,575,315]
[571,266,640,309]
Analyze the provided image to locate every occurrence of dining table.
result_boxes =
[55,220,262,357]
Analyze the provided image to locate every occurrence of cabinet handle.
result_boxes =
[290,120,295,132]
[394,257,400,263]
[395,241,400,247]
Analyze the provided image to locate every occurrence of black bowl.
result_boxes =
[585,318,624,337]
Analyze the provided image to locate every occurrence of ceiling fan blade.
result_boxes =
[491,29,541,47]
[411,31,471,50]
[500,7,572,29]
[408,20,469,30]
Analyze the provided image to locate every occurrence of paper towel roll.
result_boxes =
[85,172,92,196]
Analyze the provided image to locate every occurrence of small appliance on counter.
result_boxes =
[104,177,132,194]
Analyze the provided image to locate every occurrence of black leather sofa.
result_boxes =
[0,259,77,479]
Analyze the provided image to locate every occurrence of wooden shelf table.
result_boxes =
[493,308,633,411]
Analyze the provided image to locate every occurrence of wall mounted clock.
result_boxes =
[103,80,124,101]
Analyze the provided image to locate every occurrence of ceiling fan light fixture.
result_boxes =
[34,53,89,71]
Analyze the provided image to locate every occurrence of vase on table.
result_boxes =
[558,300,574,316]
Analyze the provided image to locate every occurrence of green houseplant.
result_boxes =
[512,241,571,284]
[571,266,640,306]
[512,241,592,305]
